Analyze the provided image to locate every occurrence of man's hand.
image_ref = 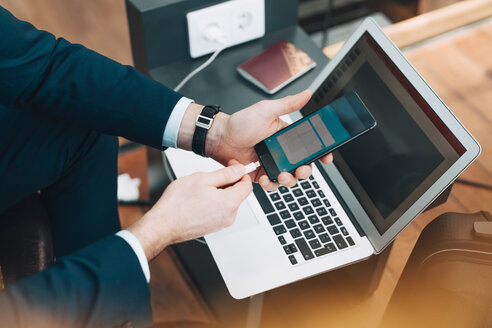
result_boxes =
[126,162,252,261]
[177,90,333,191]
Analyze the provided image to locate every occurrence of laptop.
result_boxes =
[164,17,481,299]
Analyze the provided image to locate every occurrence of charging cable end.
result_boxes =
[202,23,227,45]
[244,161,261,175]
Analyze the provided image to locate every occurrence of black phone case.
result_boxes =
[257,121,376,182]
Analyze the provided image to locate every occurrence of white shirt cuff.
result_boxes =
[162,97,194,148]
[116,230,151,283]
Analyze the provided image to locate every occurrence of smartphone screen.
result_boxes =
[255,92,376,181]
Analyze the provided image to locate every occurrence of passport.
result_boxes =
[237,40,316,94]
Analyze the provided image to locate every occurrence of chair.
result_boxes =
[0,194,54,288]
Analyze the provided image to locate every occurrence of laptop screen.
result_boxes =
[302,32,464,235]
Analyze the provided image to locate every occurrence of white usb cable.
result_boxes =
[244,161,261,174]
[181,27,254,247]
[174,24,228,92]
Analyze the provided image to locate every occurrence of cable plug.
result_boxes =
[202,23,227,45]
[244,161,261,175]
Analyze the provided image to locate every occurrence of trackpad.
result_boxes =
[207,197,259,239]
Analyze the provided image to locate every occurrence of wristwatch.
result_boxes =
[192,105,221,157]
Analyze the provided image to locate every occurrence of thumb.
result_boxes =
[271,89,312,117]
[206,164,245,187]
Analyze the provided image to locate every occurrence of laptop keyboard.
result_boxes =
[253,175,355,265]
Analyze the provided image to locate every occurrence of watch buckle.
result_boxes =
[196,114,213,129]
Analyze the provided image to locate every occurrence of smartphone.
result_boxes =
[254,92,376,182]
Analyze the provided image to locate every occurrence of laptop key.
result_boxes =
[283,193,294,203]
[306,190,317,198]
[308,215,320,224]
[309,239,322,249]
[309,175,314,180]
[333,234,348,249]
[321,216,333,226]
[253,184,275,214]
[269,192,281,201]
[278,186,289,193]
[313,224,325,234]
[292,188,303,197]
[288,203,300,212]
[326,242,337,252]
[304,229,315,239]
[283,245,292,255]
[327,225,339,235]
[334,217,343,226]
[300,181,311,189]
[316,207,328,216]
[341,227,349,236]
[303,206,314,215]
[290,228,302,238]
[311,199,322,207]
[295,238,315,260]
[266,213,281,226]
[329,208,337,216]
[322,198,330,207]
[284,219,296,229]
[289,244,298,253]
[278,236,286,245]
[319,233,331,243]
[318,190,326,198]
[273,225,287,235]
[298,197,309,206]
[288,255,298,265]
[279,210,291,219]
[299,220,310,230]
[293,211,304,221]
[313,182,320,189]
[314,243,337,257]
[275,201,286,210]
[346,236,355,246]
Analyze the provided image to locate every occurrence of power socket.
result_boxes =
[186,0,265,58]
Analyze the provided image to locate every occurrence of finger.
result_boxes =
[259,175,279,192]
[319,153,333,165]
[271,89,312,117]
[224,174,253,204]
[295,165,312,180]
[277,172,297,188]
[206,164,245,187]
[228,159,241,166]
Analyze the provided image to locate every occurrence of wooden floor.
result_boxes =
[1,1,491,327]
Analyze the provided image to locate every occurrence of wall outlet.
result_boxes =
[186,0,265,58]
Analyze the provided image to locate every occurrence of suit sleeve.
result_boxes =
[0,235,153,328]
[0,6,182,150]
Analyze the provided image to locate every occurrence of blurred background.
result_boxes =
[0,0,468,66]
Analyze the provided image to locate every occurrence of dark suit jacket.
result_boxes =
[0,6,183,327]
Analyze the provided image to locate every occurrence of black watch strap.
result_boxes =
[192,105,221,157]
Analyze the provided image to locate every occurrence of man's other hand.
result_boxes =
[126,162,252,261]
